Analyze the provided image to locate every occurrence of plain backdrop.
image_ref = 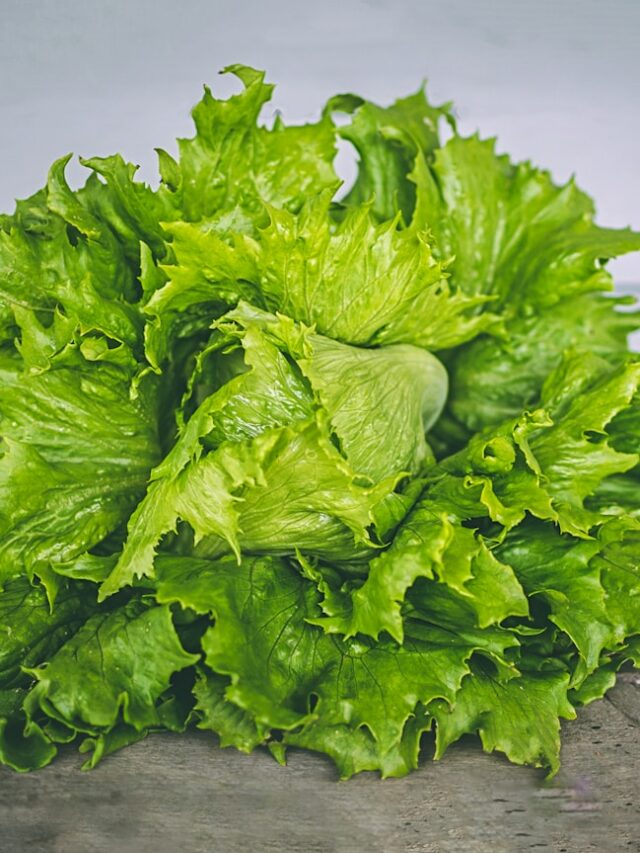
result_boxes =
[1,0,638,283]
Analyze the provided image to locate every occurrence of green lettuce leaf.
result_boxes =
[529,356,640,535]
[193,667,268,753]
[414,134,640,307]
[593,516,640,644]
[432,668,575,775]
[497,521,612,685]
[217,303,448,479]
[312,505,527,644]
[152,193,495,358]
[414,134,640,435]
[449,294,638,433]
[0,714,58,773]
[99,413,399,599]
[23,602,197,734]
[155,553,502,777]
[173,65,337,224]
[327,84,451,223]
[247,193,494,349]
[0,576,96,690]
[0,355,159,585]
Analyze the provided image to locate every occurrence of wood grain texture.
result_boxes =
[1,672,638,853]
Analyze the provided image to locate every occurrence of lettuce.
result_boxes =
[1,66,639,778]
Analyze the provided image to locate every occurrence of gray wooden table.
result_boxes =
[1,672,638,853]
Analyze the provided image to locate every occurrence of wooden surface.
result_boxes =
[1,672,638,853]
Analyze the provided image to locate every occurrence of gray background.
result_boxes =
[1,0,639,282]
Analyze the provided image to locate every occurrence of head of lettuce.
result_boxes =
[0,65,639,778]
